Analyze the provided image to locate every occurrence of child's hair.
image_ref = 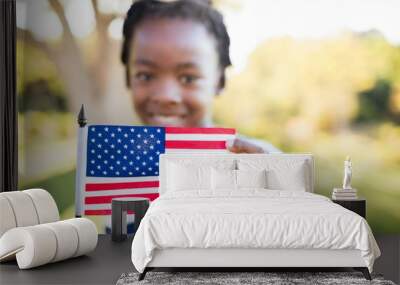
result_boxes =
[121,0,232,88]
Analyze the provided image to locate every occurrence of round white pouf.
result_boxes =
[23,189,59,224]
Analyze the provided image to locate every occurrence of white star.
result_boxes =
[144,128,148,133]
[124,144,128,149]
[129,161,133,165]
[97,154,102,159]
[157,128,161,132]
[123,155,127,160]
[155,171,158,175]
[141,171,146,175]
[116,171,120,175]
[116,161,121,165]
[149,157,153,160]
[124,133,128,138]
[103,171,107,175]
[137,134,141,138]
[122,166,126,170]
[104,160,108,164]
[117,127,122,132]
[105,127,109,132]
[136,156,140,160]
[117,139,122,143]
[148,167,152,171]
[91,149,95,153]
[111,133,115,137]
[97,165,101,169]
[150,134,154,138]
[90,170,94,175]
[130,139,134,143]
[155,162,159,166]
[135,167,139,171]
[130,128,135,132]
[129,172,133,175]
[104,138,108,143]
[111,155,115,159]
[104,149,108,153]
[98,133,102,137]
[110,166,114,170]
[156,151,160,155]
[137,145,141,149]
[91,127,96,132]
[144,139,148,144]
[149,145,154,149]
[111,144,115,149]
[117,150,121,154]
[156,140,160,144]
[97,144,102,148]
[142,162,146,166]
[143,151,147,155]
[91,138,95,143]
[130,150,134,154]
[91,160,95,164]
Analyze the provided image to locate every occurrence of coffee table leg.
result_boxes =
[112,202,127,241]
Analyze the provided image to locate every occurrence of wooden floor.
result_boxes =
[0,235,398,285]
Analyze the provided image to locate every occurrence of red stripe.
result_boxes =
[84,209,135,215]
[85,193,159,204]
[86,181,159,191]
[165,127,235,135]
[165,140,226,149]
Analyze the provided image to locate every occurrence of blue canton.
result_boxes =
[86,125,165,177]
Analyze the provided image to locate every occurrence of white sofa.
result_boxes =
[0,189,98,269]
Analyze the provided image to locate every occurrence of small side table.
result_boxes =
[332,198,366,218]
[111,197,150,242]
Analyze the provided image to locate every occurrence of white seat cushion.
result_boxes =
[0,218,97,269]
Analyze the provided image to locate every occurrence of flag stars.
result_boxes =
[111,155,115,159]
[129,161,133,165]
[149,145,154,150]
[117,139,122,143]
[97,144,102,148]
[91,138,95,143]
[141,172,146,175]
[142,162,146,166]
[157,128,161,133]
[116,161,121,165]
[155,171,158,175]
[105,127,109,132]
[110,166,114,170]
[117,128,122,132]
[122,166,127,171]
[124,133,128,138]
[116,171,120,175]
[143,151,147,155]
[137,145,141,149]
[130,128,134,132]
[130,139,134,143]
[144,128,148,132]
[130,150,134,154]
[137,134,141,138]
[111,133,115,137]
[156,140,160,144]
[97,165,101,169]
[104,149,108,154]
[90,170,94,175]
[97,154,102,159]
[104,138,108,143]
[98,133,102,137]
[129,172,133,175]
[103,171,107,175]
[144,139,148,144]
[91,127,96,132]
[150,134,154,138]
[136,156,140,160]
[91,149,95,153]
[123,155,128,160]
[155,162,159,166]
[149,157,153,161]
[124,144,128,149]
[104,160,108,164]
[148,167,152,171]
[156,151,160,155]
[135,167,139,171]
[117,150,121,154]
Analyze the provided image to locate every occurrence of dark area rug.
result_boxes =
[116,271,396,285]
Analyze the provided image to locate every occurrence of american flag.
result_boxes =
[80,125,236,215]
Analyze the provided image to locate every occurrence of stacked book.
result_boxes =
[332,188,358,200]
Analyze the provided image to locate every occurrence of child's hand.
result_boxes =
[225,138,267,154]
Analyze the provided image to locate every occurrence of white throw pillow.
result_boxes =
[167,163,211,191]
[211,168,236,190]
[238,159,308,191]
[236,169,267,189]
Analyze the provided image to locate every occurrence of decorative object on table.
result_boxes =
[74,106,236,232]
[332,156,358,200]
[0,189,98,269]
[332,198,366,218]
[116,271,394,285]
[112,197,150,242]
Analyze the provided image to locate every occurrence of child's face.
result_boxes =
[128,18,222,127]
